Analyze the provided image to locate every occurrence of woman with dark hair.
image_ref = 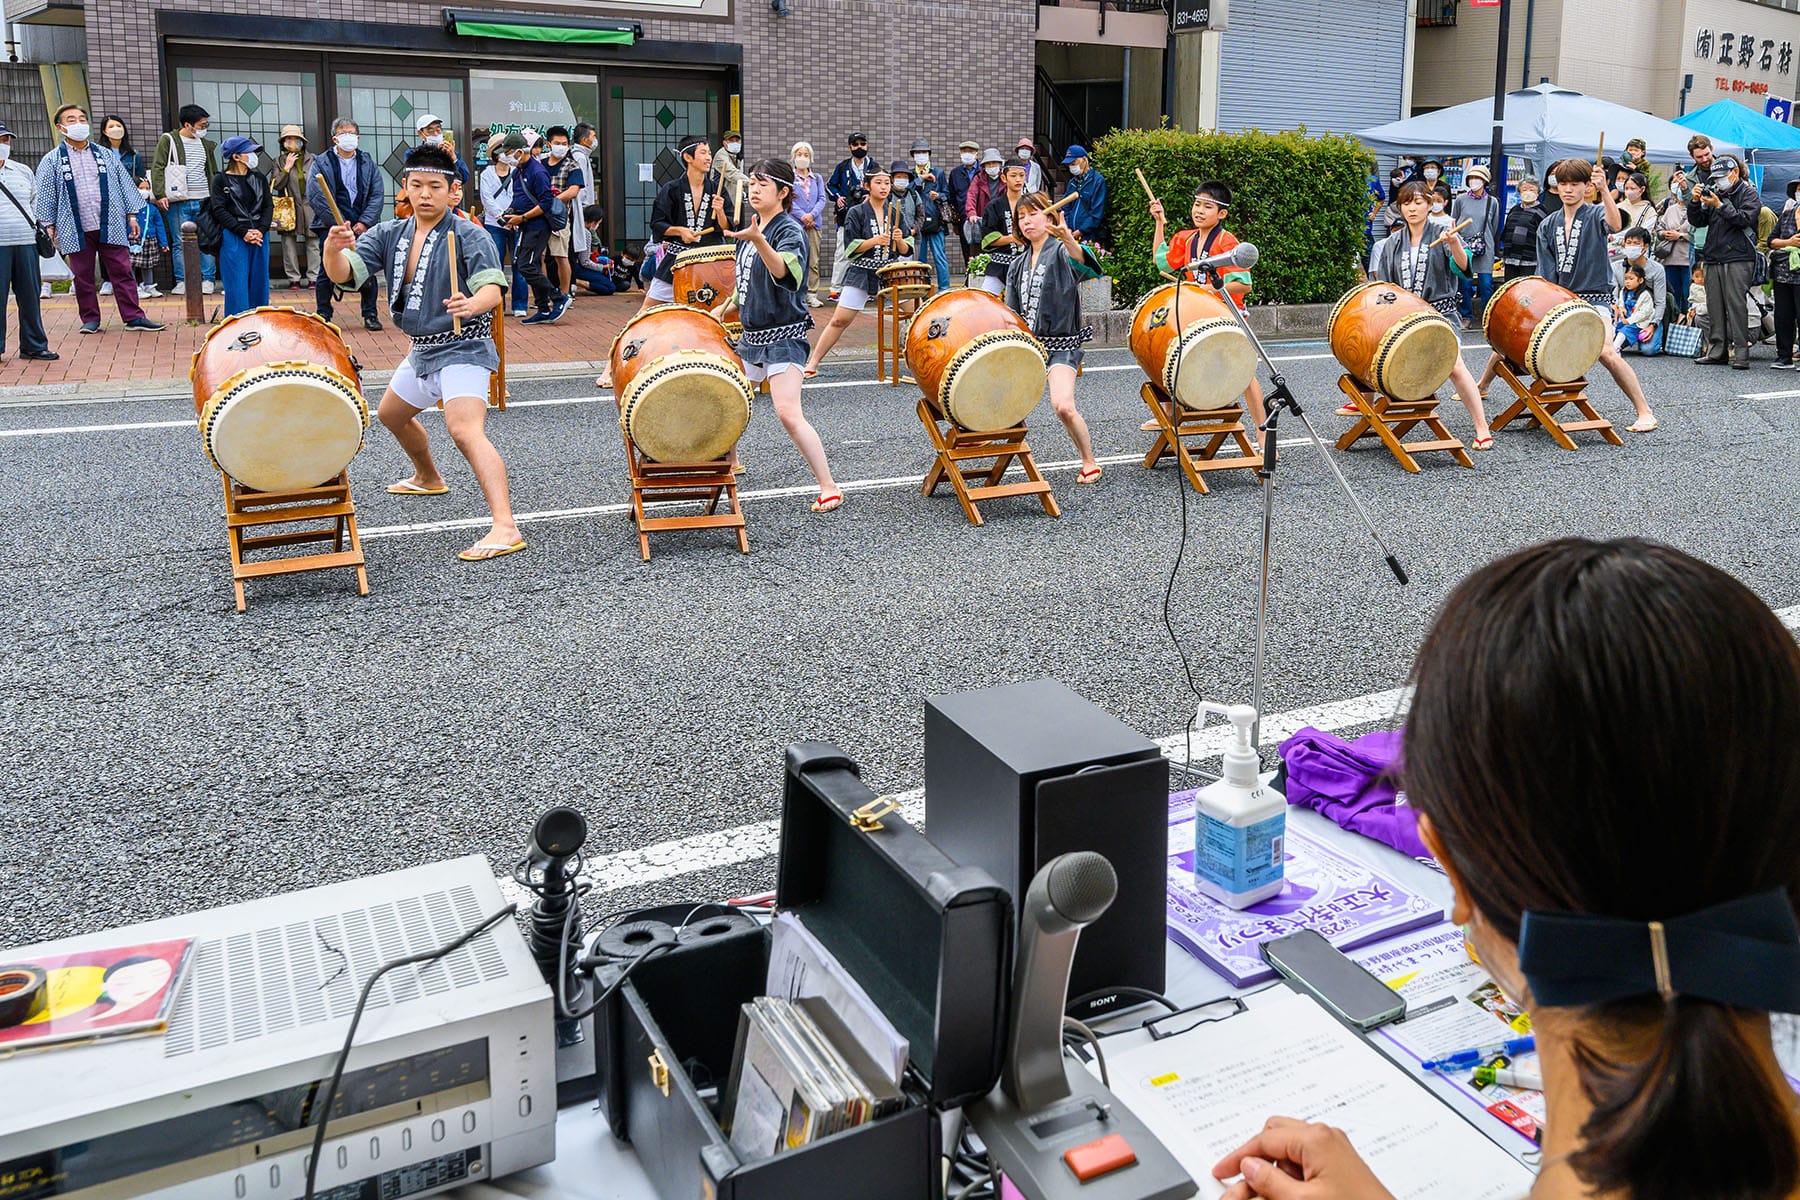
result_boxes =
[100,116,139,184]
[1211,537,1800,1200]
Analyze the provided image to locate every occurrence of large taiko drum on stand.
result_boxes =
[1483,276,1607,383]
[190,306,368,493]
[1128,282,1257,410]
[1328,282,1462,401]
[607,305,753,463]
[904,288,1047,432]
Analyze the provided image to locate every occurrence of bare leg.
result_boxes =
[1477,351,1500,393]
[1243,377,1268,428]
[1596,343,1656,428]
[768,367,839,499]
[442,393,523,553]
[378,390,448,490]
[1448,359,1492,442]
[1049,364,1099,472]
[804,304,861,373]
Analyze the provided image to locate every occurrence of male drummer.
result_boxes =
[1476,158,1658,434]
[323,143,524,562]
[1148,182,1267,428]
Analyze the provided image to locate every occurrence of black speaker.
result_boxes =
[924,679,1168,1020]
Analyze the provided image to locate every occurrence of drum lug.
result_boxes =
[623,338,645,362]
[1149,306,1169,330]
[927,318,950,340]
[231,331,264,350]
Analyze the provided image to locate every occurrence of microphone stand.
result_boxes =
[1195,264,1409,749]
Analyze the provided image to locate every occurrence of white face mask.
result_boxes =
[138,186,151,198]
[1430,201,1445,213]
[1423,168,1439,181]
[1070,163,1086,176]
[1017,149,1032,161]
[243,152,259,171]
[914,153,930,166]
[894,179,911,192]
[961,152,977,166]
[1625,243,1646,259]
[548,144,568,160]
[985,165,1001,179]
[794,155,811,169]
[423,134,444,147]
[725,141,741,156]
[1625,186,1641,200]
[64,122,90,143]
[1468,179,1484,192]
[0,145,11,163]
[336,133,359,152]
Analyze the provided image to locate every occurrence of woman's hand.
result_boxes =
[245,229,263,247]
[1212,1117,1398,1200]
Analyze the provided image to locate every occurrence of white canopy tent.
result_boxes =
[1354,82,1739,168]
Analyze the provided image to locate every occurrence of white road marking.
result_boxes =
[1738,388,1800,401]
[498,604,1800,900]
[0,418,193,437]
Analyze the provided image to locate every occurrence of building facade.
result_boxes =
[9,0,1036,250]
[1413,0,1800,120]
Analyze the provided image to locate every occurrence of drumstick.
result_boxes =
[1432,218,1473,247]
[1595,134,1605,168]
[313,174,346,227]
[1134,167,1156,203]
[734,176,746,228]
[1045,190,1080,215]
[446,225,461,336]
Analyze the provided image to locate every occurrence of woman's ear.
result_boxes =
[1417,813,1475,927]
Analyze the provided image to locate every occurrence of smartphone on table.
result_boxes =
[1261,929,1407,1032]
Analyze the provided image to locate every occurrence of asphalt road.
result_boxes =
[4,340,1798,947]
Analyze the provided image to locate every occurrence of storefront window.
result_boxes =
[334,73,463,219]
[470,69,599,148]
[175,66,318,160]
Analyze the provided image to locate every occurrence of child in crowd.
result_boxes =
[1612,263,1656,351]
[1005,191,1103,483]
[1688,262,1710,337]
[129,178,166,298]
[570,205,616,295]
[1149,181,1267,428]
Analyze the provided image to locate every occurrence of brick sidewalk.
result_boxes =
[1,285,880,395]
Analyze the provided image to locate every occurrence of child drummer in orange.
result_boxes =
[1149,182,1267,428]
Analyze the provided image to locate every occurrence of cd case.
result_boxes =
[0,938,193,1054]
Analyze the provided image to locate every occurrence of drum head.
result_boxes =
[940,332,1047,431]
[1374,315,1461,401]
[203,364,367,492]
[1168,320,1258,410]
[1530,302,1607,383]
[622,350,753,463]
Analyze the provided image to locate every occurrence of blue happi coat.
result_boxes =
[34,142,145,254]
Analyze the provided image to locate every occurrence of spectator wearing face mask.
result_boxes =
[1014,136,1043,195]
[1452,165,1501,326]
[911,139,952,290]
[36,104,163,335]
[966,148,1004,268]
[413,114,470,188]
[1429,182,1452,220]
[888,160,933,265]
[0,121,54,360]
[1376,167,1408,238]
[268,125,317,290]
[306,117,384,331]
[826,133,872,299]
[570,122,598,264]
[1060,144,1106,248]
[480,133,529,317]
[1652,184,1693,311]
[1497,174,1545,281]
[151,103,218,294]
[714,129,747,203]
[949,139,982,264]
[209,135,272,318]
[790,141,828,306]
[1612,227,1666,354]
[542,126,583,299]
[1417,159,1445,192]
[1611,171,1655,264]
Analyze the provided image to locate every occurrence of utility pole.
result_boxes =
[1489,0,1512,204]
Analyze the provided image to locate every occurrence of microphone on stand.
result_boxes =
[1183,241,1259,275]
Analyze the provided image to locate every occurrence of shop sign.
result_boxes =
[1171,0,1227,34]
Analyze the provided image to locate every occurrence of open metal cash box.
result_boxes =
[595,742,1014,1200]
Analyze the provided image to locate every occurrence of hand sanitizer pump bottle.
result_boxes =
[1193,702,1287,909]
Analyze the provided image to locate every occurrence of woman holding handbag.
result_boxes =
[268,125,317,290]
[0,120,55,360]
[208,135,272,318]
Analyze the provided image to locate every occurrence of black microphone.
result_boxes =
[1002,852,1118,1113]
[1185,241,1259,274]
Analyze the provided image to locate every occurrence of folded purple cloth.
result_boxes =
[1278,726,1430,860]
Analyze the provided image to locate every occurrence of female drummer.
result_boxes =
[1006,192,1103,483]
[717,160,843,513]
[1476,158,1658,434]
[803,161,907,379]
[1366,179,1493,449]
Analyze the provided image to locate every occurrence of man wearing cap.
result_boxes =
[826,132,871,297]
[1452,164,1501,326]
[715,128,747,202]
[0,120,54,360]
[269,124,318,289]
[413,114,470,189]
[1060,145,1106,245]
[1014,136,1044,195]
[889,159,934,270]
[1686,145,1761,367]
[908,139,950,289]
[34,103,162,335]
[948,139,982,264]
[307,117,384,330]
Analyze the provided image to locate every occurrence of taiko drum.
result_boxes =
[1328,282,1462,401]
[608,305,753,464]
[670,245,741,329]
[189,306,367,492]
[1482,276,1607,383]
[904,288,1048,432]
[1128,282,1257,411]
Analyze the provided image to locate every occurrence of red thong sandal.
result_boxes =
[811,493,844,514]
[1471,435,1494,451]
[1077,465,1103,484]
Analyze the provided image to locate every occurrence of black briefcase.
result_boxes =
[594,742,1013,1200]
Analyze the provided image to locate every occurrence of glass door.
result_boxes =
[606,78,721,250]
[333,72,464,219]
[173,62,320,162]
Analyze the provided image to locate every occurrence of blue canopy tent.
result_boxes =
[1674,99,1800,208]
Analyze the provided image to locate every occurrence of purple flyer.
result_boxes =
[1167,789,1444,986]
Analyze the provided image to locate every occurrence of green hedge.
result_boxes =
[1092,126,1372,307]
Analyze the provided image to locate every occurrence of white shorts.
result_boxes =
[977,276,1005,297]
[743,359,805,384]
[390,359,493,410]
[835,285,870,313]
[646,277,676,303]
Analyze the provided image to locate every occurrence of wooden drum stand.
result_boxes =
[622,436,748,561]
[917,400,1059,527]
[1487,359,1621,451]
[1140,383,1262,493]
[877,272,935,386]
[220,473,369,613]
[1334,376,1473,473]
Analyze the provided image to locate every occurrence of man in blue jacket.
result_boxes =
[1060,145,1107,245]
[494,131,568,323]
[948,138,981,263]
[825,132,871,297]
[307,117,384,330]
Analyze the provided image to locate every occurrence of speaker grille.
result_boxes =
[163,885,511,1057]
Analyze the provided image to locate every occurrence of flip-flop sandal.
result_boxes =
[595,376,612,391]
[810,493,843,514]
[1077,466,1103,484]
[458,540,527,562]
[1335,402,1358,416]
[388,480,449,496]
[1628,418,1659,434]
[1471,435,1495,451]
[803,366,820,379]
